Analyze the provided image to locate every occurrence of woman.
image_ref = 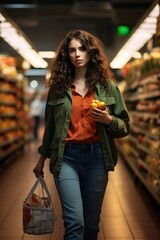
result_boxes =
[33,29,130,240]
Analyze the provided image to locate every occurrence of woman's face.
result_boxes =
[68,38,90,69]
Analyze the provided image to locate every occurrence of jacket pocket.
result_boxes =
[102,97,115,114]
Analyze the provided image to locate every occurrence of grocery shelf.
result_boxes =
[119,68,160,206]
[0,71,27,169]
[117,144,160,206]
[126,90,160,101]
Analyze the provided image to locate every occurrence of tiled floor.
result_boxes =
[0,136,160,240]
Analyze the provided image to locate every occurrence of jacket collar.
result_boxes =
[66,82,110,100]
[95,82,101,95]
[67,87,72,100]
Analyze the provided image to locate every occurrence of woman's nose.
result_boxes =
[75,49,80,56]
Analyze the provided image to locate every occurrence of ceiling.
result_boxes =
[0,0,156,68]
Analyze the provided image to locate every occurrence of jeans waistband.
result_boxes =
[65,142,101,151]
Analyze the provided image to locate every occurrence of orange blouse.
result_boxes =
[66,85,100,144]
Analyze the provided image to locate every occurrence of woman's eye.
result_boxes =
[69,46,86,53]
[69,49,75,53]
[79,46,86,51]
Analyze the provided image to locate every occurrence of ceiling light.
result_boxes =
[30,80,38,89]
[132,52,142,59]
[38,51,55,59]
[110,2,159,69]
[0,11,48,69]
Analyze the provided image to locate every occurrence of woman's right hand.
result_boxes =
[33,155,46,178]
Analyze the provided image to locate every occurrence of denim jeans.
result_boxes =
[54,142,108,240]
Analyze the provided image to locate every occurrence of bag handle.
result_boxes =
[23,176,54,209]
[39,176,54,208]
[23,177,40,204]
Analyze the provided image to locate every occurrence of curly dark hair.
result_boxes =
[47,29,115,97]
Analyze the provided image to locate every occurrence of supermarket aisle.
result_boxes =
[0,134,160,240]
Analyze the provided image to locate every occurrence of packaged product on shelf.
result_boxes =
[0,55,29,170]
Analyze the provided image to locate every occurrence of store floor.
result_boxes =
[0,132,160,240]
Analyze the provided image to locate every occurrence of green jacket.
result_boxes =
[38,80,130,175]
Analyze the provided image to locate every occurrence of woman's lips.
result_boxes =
[76,60,82,63]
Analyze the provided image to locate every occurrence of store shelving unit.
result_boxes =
[117,71,160,205]
[0,74,26,171]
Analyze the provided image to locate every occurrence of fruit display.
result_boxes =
[0,119,17,131]
[0,106,16,116]
[0,56,18,79]
[0,93,16,104]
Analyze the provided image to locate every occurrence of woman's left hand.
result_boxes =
[90,107,113,125]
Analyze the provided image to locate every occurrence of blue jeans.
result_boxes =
[54,142,108,240]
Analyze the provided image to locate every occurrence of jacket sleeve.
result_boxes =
[105,84,130,138]
[38,92,55,158]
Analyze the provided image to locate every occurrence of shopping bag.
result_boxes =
[23,176,55,235]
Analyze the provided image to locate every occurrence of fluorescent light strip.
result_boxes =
[38,51,56,58]
[110,3,159,69]
[0,12,48,68]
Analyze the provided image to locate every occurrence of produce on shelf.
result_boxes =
[117,48,160,205]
